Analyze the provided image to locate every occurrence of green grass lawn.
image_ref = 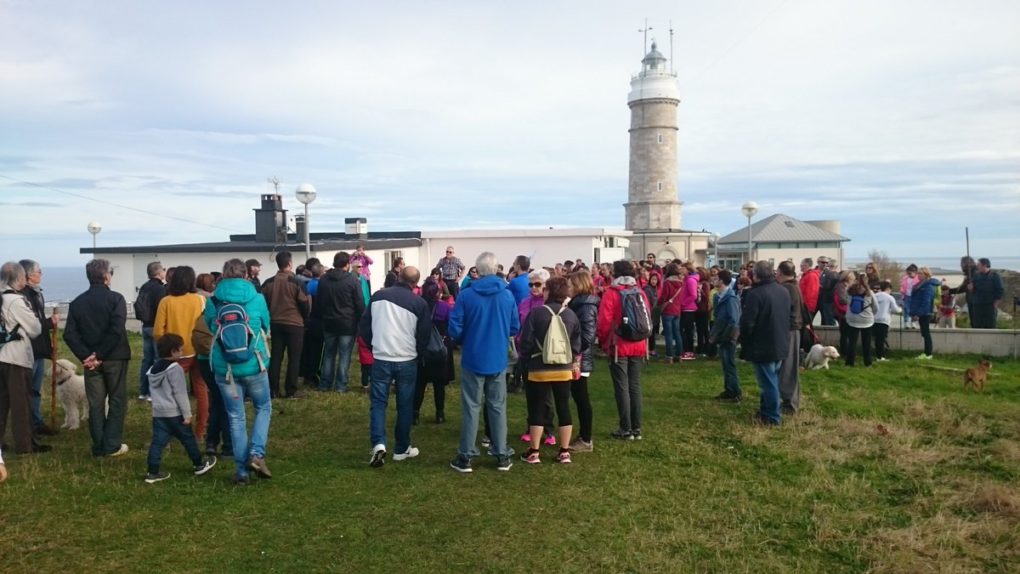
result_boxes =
[2,335,1018,573]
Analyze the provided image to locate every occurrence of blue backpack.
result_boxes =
[213,299,258,365]
[849,294,869,315]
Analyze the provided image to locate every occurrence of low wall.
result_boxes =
[814,326,1020,359]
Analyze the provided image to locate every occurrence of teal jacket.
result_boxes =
[203,278,271,377]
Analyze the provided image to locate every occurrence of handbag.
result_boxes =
[423,325,448,364]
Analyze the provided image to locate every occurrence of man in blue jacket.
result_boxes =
[448,252,520,473]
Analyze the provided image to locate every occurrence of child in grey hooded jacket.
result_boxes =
[144,334,216,483]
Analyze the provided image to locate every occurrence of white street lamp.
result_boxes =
[295,183,317,261]
[740,201,759,265]
[711,232,720,267]
[87,221,102,252]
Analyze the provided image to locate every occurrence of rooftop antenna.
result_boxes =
[268,176,280,194]
[669,20,675,75]
[638,18,653,57]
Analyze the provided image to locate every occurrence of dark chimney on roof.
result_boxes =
[254,194,288,243]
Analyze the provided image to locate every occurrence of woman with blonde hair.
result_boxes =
[909,267,941,359]
[566,270,599,452]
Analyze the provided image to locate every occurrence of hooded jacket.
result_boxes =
[448,274,520,375]
[658,276,684,316]
[203,278,271,378]
[739,277,791,363]
[595,276,652,358]
[568,294,599,374]
[799,268,821,314]
[709,284,740,344]
[147,359,192,419]
[680,273,700,312]
[1,288,42,369]
[314,268,366,335]
[908,278,941,317]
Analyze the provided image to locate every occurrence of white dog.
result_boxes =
[804,344,840,370]
[53,359,89,430]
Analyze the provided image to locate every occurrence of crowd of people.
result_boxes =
[0,250,1006,483]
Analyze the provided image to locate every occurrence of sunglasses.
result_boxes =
[529,282,543,288]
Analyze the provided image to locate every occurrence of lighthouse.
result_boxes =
[625,40,682,231]
[622,39,708,264]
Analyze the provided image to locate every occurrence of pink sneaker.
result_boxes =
[520,433,531,443]
[544,434,557,446]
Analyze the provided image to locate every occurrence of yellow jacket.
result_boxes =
[154,293,206,357]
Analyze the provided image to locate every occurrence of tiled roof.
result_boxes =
[717,214,849,244]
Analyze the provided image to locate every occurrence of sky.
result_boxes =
[1,0,1018,266]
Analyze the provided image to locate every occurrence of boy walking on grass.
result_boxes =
[145,333,216,484]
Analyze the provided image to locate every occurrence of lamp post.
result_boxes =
[740,201,758,265]
[711,232,720,267]
[87,221,102,252]
[295,183,317,261]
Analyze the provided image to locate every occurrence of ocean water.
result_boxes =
[847,256,1020,272]
[37,266,91,303]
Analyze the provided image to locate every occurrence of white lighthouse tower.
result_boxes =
[624,39,709,263]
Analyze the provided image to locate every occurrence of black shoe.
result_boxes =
[610,428,634,441]
[205,444,218,456]
[436,413,446,424]
[631,429,643,441]
[35,424,58,436]
[232,474,250,486]
[715,392,743,403]
[449,454,473,473]
[780,402,797,415]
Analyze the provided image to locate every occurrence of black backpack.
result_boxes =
[0,290,23,350]
[615,287,652,341]
[133,286,155,323]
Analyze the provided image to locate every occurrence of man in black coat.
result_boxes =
[739,261,790,426]
[315,251,366,392]
[134,261,166,400]
[64,259,132,457]
[18,259,58,436]
[969,258,1004,329]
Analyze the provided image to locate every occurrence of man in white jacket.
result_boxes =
[0,261,49,454]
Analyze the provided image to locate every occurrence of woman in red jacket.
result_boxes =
[596,260,652,441]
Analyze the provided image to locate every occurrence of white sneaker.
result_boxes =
[369,444,386,468]
[109,443,129,457]
[392,446,420,461]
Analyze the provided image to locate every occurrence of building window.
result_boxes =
[657,181,663,191]
[657,133,663,144]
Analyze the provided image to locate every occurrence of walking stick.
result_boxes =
[50,315,59,430]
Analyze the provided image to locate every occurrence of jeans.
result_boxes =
[820,298,836,326]
[662,314,681,358]
[84,360,129,456]
[138,326,158,396]
[459,369,510,458]
[269,323,305,397]
[320,332,356,392]
[609,357,643,432]
[779,331,801,409]
[216,370,272,478]
[369,359,417,454]
[718,341,741,397]
[754,361,783,425]
[31,358,45,427]
[198,358,231,454]
[918,315,933,356]
[147,416,203,474]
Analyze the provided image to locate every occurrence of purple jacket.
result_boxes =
[517,294,545,342]
[350,252,374,282]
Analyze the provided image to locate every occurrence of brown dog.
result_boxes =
[963,359,991,392]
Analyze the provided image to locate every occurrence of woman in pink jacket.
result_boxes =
[679,263,700,361]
